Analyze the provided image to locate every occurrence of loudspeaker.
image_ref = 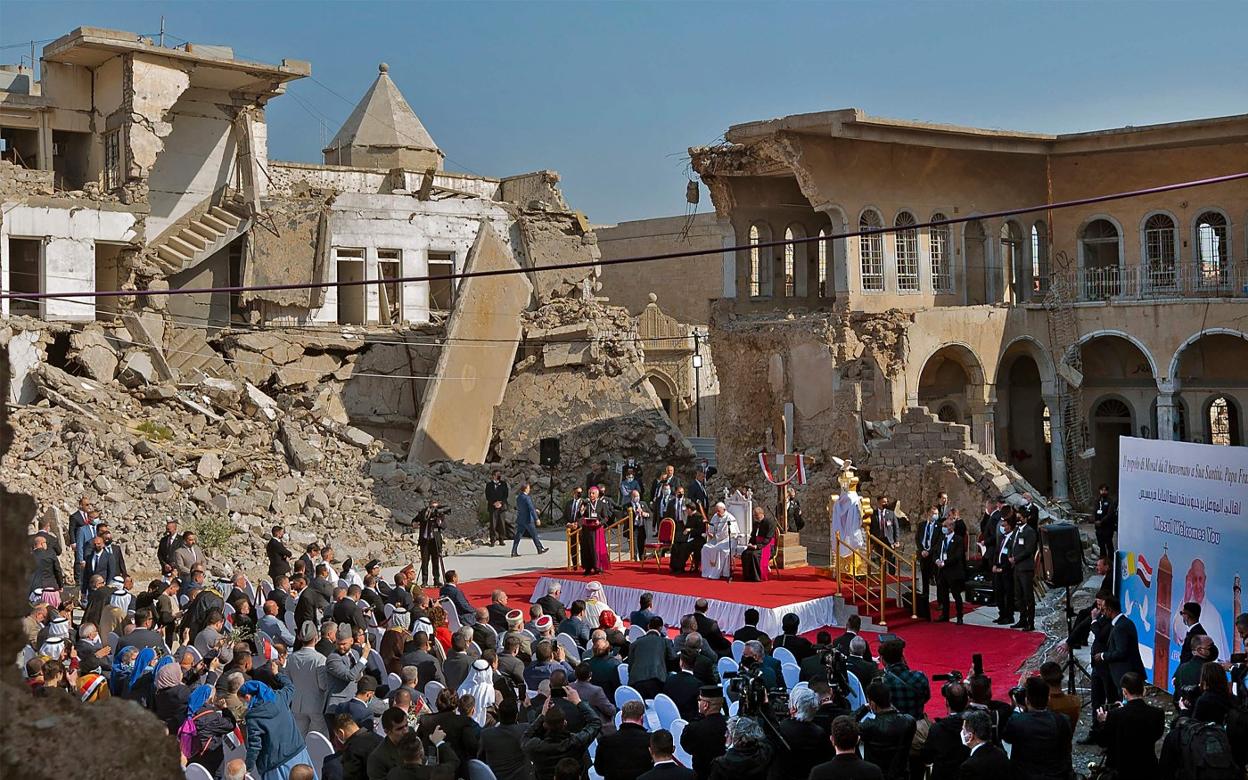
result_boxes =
[539,437,560,468]
[1040,524,1084,587]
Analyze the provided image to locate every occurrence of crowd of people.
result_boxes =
[18,467,1248,780]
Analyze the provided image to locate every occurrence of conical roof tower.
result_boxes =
[322,62,444,171]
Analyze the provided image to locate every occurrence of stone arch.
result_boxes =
[783,222,807,297]
[743,221,774,298]
[1076,329,1160,381]
[1170,329,1248,444]
[1000,220,1025,303]
[916,342,988,442]
[962,218,988,305]
[815,205,847,299]
[996,337,1055,492]
[645,369,680,422]
[1077,214,1126,298]
[1167,328,1248,380]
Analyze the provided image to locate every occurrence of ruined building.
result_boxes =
[1,28,693,581]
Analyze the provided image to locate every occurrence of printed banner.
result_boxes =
[1117,436,1248,690]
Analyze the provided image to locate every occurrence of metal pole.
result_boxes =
[693,331,702,437]
[159,16,165,47]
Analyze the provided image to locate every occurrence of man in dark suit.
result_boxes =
[686,469,709,514]
[800,632,835,683]
[266,525,292,580]
[332,586,370,632]
[157,519,182,570]
[831,614,872,661]
[478,699,532,780]
[650,465,680,502]
[1000,678,1072,779]
[688,599,730,657]
[485,470,510,547]
[988,513,1016,626]
[538,583,567,624]
[594,700,652,780]
[293,575,328,629]
[1093,483,1117,557]
[809,716,883,780]
[417,501,446,587]
[732,608,765,644]
[1095,594,1144,702]
[402,631,447,690]
[638,729,694,780]
[442,633,474,693]
[440,571,476,625]
[629,593,657,630]
[663,649,703,720]
[557,601,592,648]
[83,534,120,591]
[935,516,967,624]
[630,617,676,699]
[1178,601,1211,663]
[486,591,513,633]
[680,686,728,780]
[774,612,814,663]
[914,506,941,620]
[1094,671,1164,775]
[28,535,64,597]
[1008,517,1038,631]
[512,482,548,557]
[958,710,1010,780]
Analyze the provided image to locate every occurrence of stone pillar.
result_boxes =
[971,403,996,456]
[1044,395,1069,501]
[1156,380,1179,440]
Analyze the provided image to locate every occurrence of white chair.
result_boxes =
[305,730,335,778]
[425,680,445,705]
[670,718,692,766]
[480,622,499,648]
[368,627,384,647]
[178,594,190,608]
[617,663,629,686]
[284,609,296,635]
[792,681,809,693]
[184,766,213,780]
[469,641,482,658]
[520,629,536,641]
[555,633,581,663]
[728,700,740,716]
[781,663,800,690]
[386,672,403,691]
[468,759,499,780]
[367,649,386,679]
[716,656,738,679]
[440,597,462,632]
[588,738,598,761]
[384,603,396,624]
[730,640,745,663]
[772,646,797,667]
[846,671,865,711]
[613,684,643,711]
[626,625,645,641]
[613,711,623,729]
[652,693,680,730]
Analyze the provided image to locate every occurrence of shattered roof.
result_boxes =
[324,62,440,155]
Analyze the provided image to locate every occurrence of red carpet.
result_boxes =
[432,562,1041,704]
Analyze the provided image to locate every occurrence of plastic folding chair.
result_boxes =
[617,663,629,686]
[716,656,738,679]
[772,646,797,667]
[671,718,692,766]
[781,662,800,690]
[613,684,643,711]
[846,671,865,711]
[555,633,581,663]
[467,759,499,780]
[730,640,745,663]
[305,730,335,778]
[652,693,680,730]
[425,680,445,705]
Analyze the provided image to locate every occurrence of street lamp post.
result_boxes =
[692,330,703,437]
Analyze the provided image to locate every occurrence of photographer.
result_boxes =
[1001,677,1072,780]
[769,688,827,780]
[1226,611,1248,766]
[856,681,915,780]
[918,681,970,780]
[966,674,1011,747]
[417,501,446,588]
[1094,671,1164,776]
[878,640,930,719]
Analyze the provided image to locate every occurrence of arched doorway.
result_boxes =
[646,373,677,422]
[1173,332,1248,444]
[1092,397,1133,492]
[918,344,985,443]
[964,220,988,305]
[1001,354,1049,491]
[1081,218,1121,298]
[1000,221,1024,303]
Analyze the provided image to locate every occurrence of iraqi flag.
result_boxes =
[1135,553,1154,587]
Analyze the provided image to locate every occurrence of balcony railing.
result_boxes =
[1074,260,1248,302]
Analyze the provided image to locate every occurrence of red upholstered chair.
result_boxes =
[759,536,776,581]
[647,518,676,570]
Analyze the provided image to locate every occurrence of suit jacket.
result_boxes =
[872,508,899,546]
[691,613,731,657]
[686,481,709,513]
[537,595,567,623]
[1001,710,1072,779]
[443,651,473,692]
[663,670,702,720]
[936,532,967,583]
[638,763,695,780]
[516,492,539,527]
[1008,525,1037,572]
[629,630,675,683]
[1179,622,1209,664]
[957,744,1010,780]
[1097,698,1164,774]
[570,680,617,727]
[915,519,941,560]
[478,721,534,780]
[680,713,727,780]
[488,603,512,633]
[557,617,591,648]
[324,649,368,711]
[286,646,329,718]
[629,609,658,629]
[831,631,872,661]
[29,548,65,592]
[732,625,764,643]
[332,598,370,632]
[496,654,526,693]
[486,480,510,507]
[84,546,120,586]
[173,544,206,577]
[594,722,653,780]
[157,532,182,567]
[440,584,476,620]
[266,537,292,577]
[1102,616,1146,684]
[809,754,883,780]
[294,587,329,629]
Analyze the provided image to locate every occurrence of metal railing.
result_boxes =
[565,515,634,571]
[1074,260,1248,302]
[834,530,918,628]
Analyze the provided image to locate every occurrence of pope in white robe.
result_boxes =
[832,471,866,576]
[701,502,743,579]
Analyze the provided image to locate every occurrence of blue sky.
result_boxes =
[4,1,1246,223]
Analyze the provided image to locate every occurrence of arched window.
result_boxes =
[1207,395,1240,446]
[1081,218,1121,298]
[1042,405,1052,445]
[748,224,767,297]
[1195,211,1229,286]
[937,403,961,424]
[782,227,797,297]
[817,228,830,297]
[1144,213,1177,290]
[1030,221,1048,294]
[895,211,919,292]
[859,209,884,291]
[929,214,951,292]
[1000,221,1024,302]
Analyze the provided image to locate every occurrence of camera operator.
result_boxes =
[416,500,446,587]
[966,674,1011,747]
[740,641,780,689]
[918,681,970,780]
[846,637,880,688]
[800,632,835,682]
[680,686,728,780]
[878,639,930,719]
[1093,671,1164,776]
[709,716,771,780]
[1001,677,1072,780]
[856,680,915,780]
[769,688,827,780]
[810,680,851,735]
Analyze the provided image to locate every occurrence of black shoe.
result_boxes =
[956,617,964,624]
[537,547,549,554]
[1011,620,1026,628]
[510,552,520,558]
[937,614,950,622]
[994,616,1014,625]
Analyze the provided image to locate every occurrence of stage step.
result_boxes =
[687,436,717,469]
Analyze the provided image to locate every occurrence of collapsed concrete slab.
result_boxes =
[408,221,531,464]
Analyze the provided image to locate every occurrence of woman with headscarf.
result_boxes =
[597,610,628,656]
[240,674,314,780]
[78,669,110,703]
[463,658,497,727]
[154,658,192,732]
[124,647,159,709]
[110,646,139,697]
[181,684,237,777]
[428,603,454,653]
[379,627,411,676]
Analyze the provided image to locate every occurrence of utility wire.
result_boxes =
[3,171,1245,305]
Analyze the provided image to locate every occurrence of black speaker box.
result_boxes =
[539,437,560,467]
[1040,523,1084,588]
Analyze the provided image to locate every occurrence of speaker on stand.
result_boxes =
[539,438,560,525]
[1040,523,1091,695]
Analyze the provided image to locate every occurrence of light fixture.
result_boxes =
[692,354,703,369]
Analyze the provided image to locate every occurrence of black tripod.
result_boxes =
[1061,585,1094,695]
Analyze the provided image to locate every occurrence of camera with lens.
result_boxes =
[725,666,767,717]
[1176,684,1201,711]
[1008,685,1026,710]
[819,646,851,696]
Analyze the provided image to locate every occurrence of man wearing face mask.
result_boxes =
[957,710,1009,779]
[934,515,966,624]
[914,506,941,621]
[918,682,970,780]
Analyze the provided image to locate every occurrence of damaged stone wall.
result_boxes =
[509,208,601,302]
[243,188,334,311]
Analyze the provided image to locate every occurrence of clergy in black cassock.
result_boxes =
[741,507,777,582]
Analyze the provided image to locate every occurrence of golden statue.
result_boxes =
[830,464,870,577]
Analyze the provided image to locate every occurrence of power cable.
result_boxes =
[3,171,1245,305]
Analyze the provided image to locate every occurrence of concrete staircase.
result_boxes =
[687,436,717,469]
[152,199,251,275]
